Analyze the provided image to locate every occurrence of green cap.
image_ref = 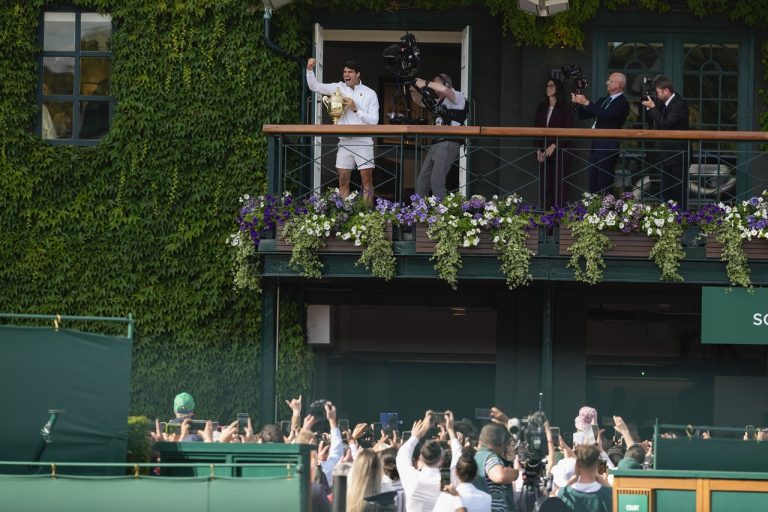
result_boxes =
[173,392,195,414]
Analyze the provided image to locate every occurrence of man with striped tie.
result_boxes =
[572,73,630,195]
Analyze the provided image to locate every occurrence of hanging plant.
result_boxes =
[488,195,537,290]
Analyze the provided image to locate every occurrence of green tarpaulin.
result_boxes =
[0,325,132,474]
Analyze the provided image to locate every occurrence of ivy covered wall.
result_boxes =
[0,0,307,423]
[2,0,767,424]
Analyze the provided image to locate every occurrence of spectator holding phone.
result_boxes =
[166,392,203,442]
[292,401,344,486]
[396,410,462,512]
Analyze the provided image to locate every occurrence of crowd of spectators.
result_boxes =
[148,392,766,512]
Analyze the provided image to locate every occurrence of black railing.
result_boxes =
[263,125,768,210]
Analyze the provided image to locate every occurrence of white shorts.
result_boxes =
[336,141,374,170]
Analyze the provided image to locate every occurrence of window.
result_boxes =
[39,11,112,143]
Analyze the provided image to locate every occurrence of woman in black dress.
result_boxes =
[534,78,575,209]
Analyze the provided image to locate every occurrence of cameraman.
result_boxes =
[306,58,380,203]
[641,76,690,208]
[410,74,467,199]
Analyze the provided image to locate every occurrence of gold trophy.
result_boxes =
[322,88,346,124]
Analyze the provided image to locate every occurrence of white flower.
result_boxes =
[654,218,665,227]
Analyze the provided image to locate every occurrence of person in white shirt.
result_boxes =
[396,410,462,512]
[433,448,492,512]
[306,58,380,203]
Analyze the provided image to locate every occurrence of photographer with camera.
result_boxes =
[306,58,380,204]
[640,76,690,208]
[409,75,467,199]
[572,73,630,195]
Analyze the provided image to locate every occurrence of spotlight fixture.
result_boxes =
[517,0,569,17]
[261,0,293,12]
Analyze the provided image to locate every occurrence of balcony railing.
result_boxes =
[263,125,768,210]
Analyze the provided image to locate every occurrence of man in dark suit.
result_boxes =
[572,72,630,195]
[641,76,690,208]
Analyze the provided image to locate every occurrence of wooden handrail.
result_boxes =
[262,124,768,142]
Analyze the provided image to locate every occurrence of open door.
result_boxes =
[312,23,324,193]
[311,27,472,196]
[459,25,471,196]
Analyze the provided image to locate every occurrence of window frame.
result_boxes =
[37,8,114,146]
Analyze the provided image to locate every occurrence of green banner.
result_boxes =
[701,287,768,344]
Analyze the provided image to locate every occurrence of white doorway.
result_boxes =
[310,26,472,197]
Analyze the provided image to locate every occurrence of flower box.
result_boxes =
[414,227,539,255]
[705,238,768,260]
[275,224,393,253]
[558,227,655,258]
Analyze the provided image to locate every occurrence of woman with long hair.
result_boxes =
[347,448,383,512]
[534,77,575,209]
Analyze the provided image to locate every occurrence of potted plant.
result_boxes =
[698,190,768,288]
[561,193,687,284]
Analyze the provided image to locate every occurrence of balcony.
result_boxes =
[258,124,768,285]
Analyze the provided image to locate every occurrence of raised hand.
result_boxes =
[490,407,509,425]
[303,414,318,430]
[351,422,368,442]
[285,395,302,415]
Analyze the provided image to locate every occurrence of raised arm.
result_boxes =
[306,58,339,96]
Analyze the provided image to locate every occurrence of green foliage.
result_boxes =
[126,416,152,473]
[280,190,395,280]
[711,225,751,289]
[283,215,329,279]
[427,219,464,290]
[275,297,314,415]
[355,212,396,281]
[565,221,612,284]
[491,216,535,290]
[0,0,307,423]
[649,220,685,282]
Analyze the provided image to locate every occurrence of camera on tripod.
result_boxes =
[508,411,549,491]
[383,33,421,82]
[561,64,588,94]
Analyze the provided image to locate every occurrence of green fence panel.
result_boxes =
[155,442,312,508]
[655,437,768,472]
[711,491,768,512]
[655,490,696,512]
[0,475,304,512]
[617,493,649,512]
[0,325,132,474]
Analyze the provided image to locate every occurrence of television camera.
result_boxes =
[384,33,448,124]
[561,64,588,94]
[506,394,552,512]
[383,33,421,82]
